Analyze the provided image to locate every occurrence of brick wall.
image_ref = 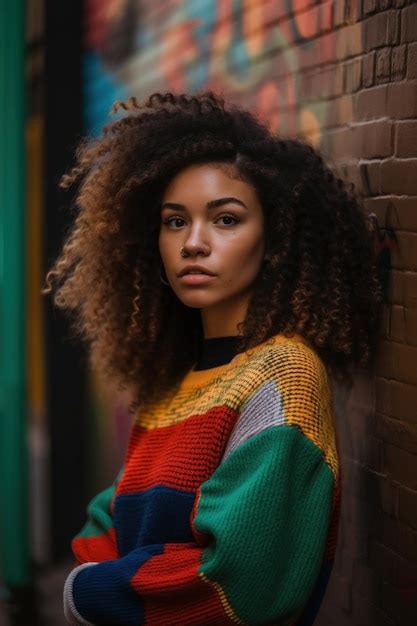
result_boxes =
[84,1,417,623]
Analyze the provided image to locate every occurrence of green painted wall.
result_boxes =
[0,0,30,586]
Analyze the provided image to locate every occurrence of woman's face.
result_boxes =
[158,162,266,326]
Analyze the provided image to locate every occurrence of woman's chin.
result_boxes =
[174,291,221,309]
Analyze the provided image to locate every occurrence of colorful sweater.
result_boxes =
[63,332,341,626]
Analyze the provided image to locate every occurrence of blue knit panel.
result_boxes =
[114,486,196,556]
[73,544,164,625]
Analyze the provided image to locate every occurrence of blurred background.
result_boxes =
[1,1,416,625]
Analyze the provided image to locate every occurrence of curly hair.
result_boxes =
[42,90,384,413]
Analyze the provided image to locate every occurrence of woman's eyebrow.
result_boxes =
[160,197,248,211]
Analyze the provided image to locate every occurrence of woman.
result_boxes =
[43,91,383,625]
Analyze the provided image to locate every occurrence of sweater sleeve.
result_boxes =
[70,467,124,566]
[63,422,336,624]
[63,341,339,625]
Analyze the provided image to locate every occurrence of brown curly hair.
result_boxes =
[42,90,384,413]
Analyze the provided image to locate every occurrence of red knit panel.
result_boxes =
[132,543,237,625]
[72,527,118,564]
[118,406,238,494]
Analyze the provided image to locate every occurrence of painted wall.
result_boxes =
[83,1,417,624]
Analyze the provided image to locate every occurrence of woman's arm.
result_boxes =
[63,423,336,625]
[70,467,123,566]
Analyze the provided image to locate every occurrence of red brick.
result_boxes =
[375,339,396,379]
[390,231,417,270]
[363,10,399,50]
[391,44,407,81]
[397,342,417,384]
[388,304,417,345]
[359,160,381,194]
[387,80,417,119]
[379,478,399,517]
[369,542,400,583]
[343,57,362,93]
[357,120,393,158]
[389,304,405,341]
[362,50,376,87]
[395,121,417,158]
[337,161,364,193]
[405,308,417,344]
[387,9,400,45]
[354,84,388,120]
[338,23,363,59]
[334,0,348,27]
[407,42,417,80]
[363,196,417,231]
[404,271,417,308]
[401,2,417,43]
[374,514,417,561]
[388,269,404,304]
[320,0,333,32]
[341,459,383,506]
[325,127,355,160]
[376,413,417,455]
[387,379,417,423]
[345,0,361,23]
[375,340,417,384]
[326,94,353,127]
[398,485,417,529]
[363,0,378,16]
[364,12,389,51]
[383,442,417,490]
[362,196,388,225]
[380,160,417,195]
[375,376,390,413]
[326,64,344,98]
[378,0,391,11]
[376,47,391,83]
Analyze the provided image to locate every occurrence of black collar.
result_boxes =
[194,335,241,370]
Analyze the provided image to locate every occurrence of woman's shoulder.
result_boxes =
[234,333,339,477]
[238,332,329,389]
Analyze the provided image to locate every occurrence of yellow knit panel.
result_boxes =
[134,334,338,480]
[134,334,305,429]
[259,340,339,480]
[198,572,245,624]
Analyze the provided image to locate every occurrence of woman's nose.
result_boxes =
[182,224,211,256]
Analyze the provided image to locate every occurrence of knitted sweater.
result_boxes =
[63,332,341,626]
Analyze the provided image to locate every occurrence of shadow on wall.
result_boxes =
[316,372,381,625]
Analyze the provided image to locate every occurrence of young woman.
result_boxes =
[43,91,383,625]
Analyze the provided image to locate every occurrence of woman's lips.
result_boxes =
[178,273,217,285]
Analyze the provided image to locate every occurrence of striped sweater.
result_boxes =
[63,332,341,625]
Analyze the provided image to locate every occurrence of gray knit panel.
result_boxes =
[221,380,284,462]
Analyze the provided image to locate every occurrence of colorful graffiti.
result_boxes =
[84,0,359,142]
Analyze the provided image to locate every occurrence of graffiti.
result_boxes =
[84,0,358,140]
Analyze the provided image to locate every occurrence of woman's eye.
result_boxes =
[163,217,185,229]
[162,214,240,229]
[216,214,239,226]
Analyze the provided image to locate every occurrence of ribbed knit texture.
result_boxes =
[64,332,341,626]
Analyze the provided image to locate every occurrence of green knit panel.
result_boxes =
[194,425,334,624]
[76,483,116,539]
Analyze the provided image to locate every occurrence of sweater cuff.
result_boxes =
[63,562,99,625]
